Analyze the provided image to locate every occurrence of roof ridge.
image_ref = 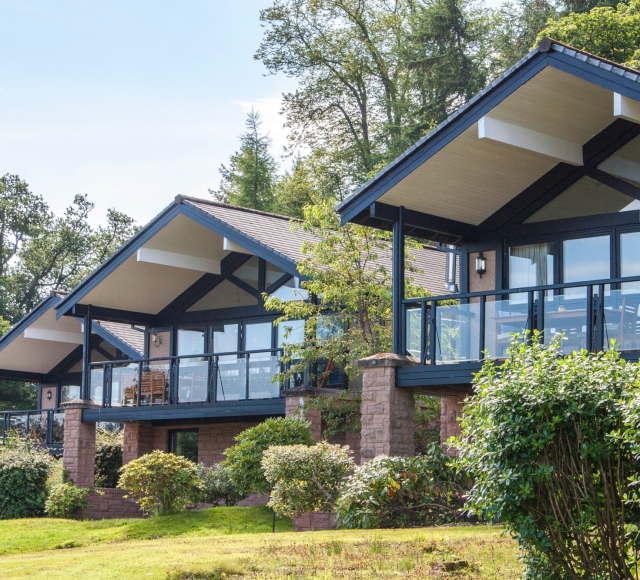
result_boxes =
[178,195,302,223]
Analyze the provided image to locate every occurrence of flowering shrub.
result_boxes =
[0,432,52,519]
[335,445,467,529]
[457,333,640,579]
[224,417,314,496]
[118,451,200,515]
[263,441,354,518]
[45,483,92,518]
[196,463,246,506]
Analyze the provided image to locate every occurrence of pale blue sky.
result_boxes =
[0,0,295,224]
[1,0,503,226]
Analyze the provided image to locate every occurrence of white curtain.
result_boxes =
[509,243,552,288]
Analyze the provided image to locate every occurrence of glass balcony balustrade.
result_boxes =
[404,275,640,365]
[0,409,64,449]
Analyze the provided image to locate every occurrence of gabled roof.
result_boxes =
[0,292,142,381]
[336,39,640,240]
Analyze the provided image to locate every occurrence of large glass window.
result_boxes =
[270,277,308,302]
[177,328,207,404]
[509,243,554,289]
[60,384,81,403]
[212,324,243,401]
[621,231,640,283]
[563,235,611,284]
[245,322,279,399]
[277,320,305,346]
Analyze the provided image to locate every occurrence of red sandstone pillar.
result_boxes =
[284,391,322,442]
[122,422,155,464]
[358,353,417,464]
[61,400,97,487]
[440,394,466,453]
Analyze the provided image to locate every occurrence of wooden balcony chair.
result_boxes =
[141,370,167,404]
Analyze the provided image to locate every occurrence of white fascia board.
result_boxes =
[478,116,583,166]
[614,93,640,124]
[599,156,640,183]
[223,238,253,255]
[24,328,83,344]
[136,248,221,274]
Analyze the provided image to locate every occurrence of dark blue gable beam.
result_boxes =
[71,305,156,326]
[160,304,264,326]
[587,167,640,200]
[91,322,142,360]
[0,369,47,382]
[337,55,551,225]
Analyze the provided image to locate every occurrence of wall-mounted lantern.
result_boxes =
[475,252,487,278]
[151,333,163,348]
[46,389,52,401]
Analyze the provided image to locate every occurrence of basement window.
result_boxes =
[169,429,198,463]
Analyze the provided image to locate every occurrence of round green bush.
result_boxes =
[45,483,91,518]
[0,434,52,519]
[335,444,467,529]
[118,450,200,515]
[196,463,246,506]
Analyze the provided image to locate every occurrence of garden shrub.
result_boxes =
[224,417,314,496]
[457,333,640,579]
[197,463,246,506]
[263,441,354,518]
[335,444,467,529]
[45,483,91,518]
[118,450,201,515]
[0,432,52,519]
[94,426,123,488]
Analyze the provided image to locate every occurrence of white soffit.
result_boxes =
[137,248,221,275]
[378,67,615,225]
[223,238,253,255]
[614,93,640,124]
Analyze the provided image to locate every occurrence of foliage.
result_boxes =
[118,451,201,516]
[0,431,52,519]
[335,445,468,529]
[414,395,441,454]
[211,109,278,212]
[302,391,361,438]
[263,441,355,518]
[456,333,640,579]
[538,0,640,69]
[196,463,247,507]
[94,427,123,488]
[224,417,314,496]
[0,379,37,411]
[44,483,91,519]
[265,201,427,385]
[257,0,489,193]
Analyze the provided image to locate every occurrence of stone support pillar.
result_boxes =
[358,353,417,464]
[440,394,466,447]
[61,400,97,488]
[285,390,322,442]
[122,422,155,464]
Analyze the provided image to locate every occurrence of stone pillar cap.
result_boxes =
[60,399,100,410]
[357,353,419,368]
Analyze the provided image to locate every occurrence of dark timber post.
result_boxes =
[392,206,405,355]
[81,305,92,400]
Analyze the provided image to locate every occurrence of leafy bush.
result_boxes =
[457,334,640,579]
[0,432,52,519]
[45,483,91,518]
[118,451,201,515]
[196,463,246,507]
[335,444,467,529]
[263,441,354,518]
[94,427,123,488]
[224,417,314,496]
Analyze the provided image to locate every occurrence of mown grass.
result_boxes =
[0,506,291,555]
[0,510,520,580]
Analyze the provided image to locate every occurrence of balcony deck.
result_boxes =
[399,275,640,390]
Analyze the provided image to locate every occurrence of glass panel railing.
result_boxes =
[111,363,140,407]
[28,412,48,444]
[248,354,280,399]
[140,362,170,406]
[406,307,422,360]
[90,368,104,405]
[436,302,481,363]
[485,294,529,359]
[178,358,208,403]
[216,357,245,401]
[604,288,640,351]
[544,288,589,354]
[9,413,28,437]
[52,412,64,444]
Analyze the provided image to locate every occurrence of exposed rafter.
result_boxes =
[24,328,83,344]
[586,167,640,200]
[598,156,640,184]
[478,116,583,165]
[614,93,640,124]
[136,247,221,275]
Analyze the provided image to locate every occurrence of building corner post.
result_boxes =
[392,206,405,355]
[81,305,92,400]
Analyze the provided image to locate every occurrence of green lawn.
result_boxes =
[0,508,521,579]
